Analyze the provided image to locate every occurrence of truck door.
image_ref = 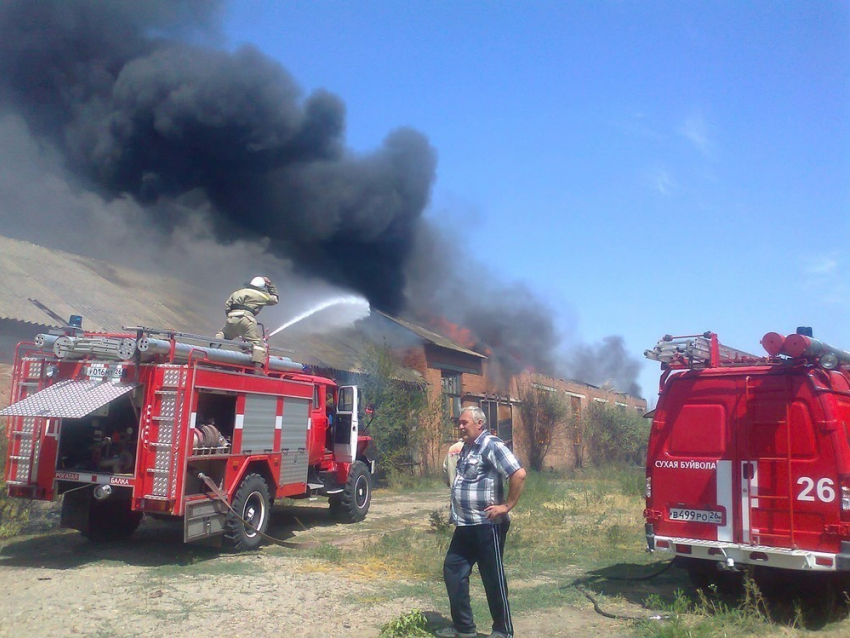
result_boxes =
[334,386,359,463]
[650,376,737,544]
[739,373,834,551]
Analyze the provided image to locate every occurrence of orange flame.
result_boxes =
[426,316,478,350]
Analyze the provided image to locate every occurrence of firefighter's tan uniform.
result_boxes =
[215,280,279,364]
[443,439,465,487]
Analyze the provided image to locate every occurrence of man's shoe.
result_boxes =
[487,632,510,638]
[435,627,477,638]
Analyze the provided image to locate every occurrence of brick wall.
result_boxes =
[391,340,647,474]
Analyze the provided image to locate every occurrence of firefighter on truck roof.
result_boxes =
[215,276,279,365]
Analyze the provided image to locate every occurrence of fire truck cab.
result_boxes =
[644,330,850,586]
[1,324,374,551]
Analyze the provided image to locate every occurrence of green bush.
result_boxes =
[583,403,650,467]
[379,609,431,637]
[361,345,452,478]
[516,382,569,471]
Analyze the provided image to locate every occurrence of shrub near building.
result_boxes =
[582,402,650,467]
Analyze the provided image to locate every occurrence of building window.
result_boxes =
[480,400,513,448]
[442,371,461,418]
[441,371,460,396]
[570,395,582,421]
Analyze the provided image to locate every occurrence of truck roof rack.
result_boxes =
[123,326,295,358]
[644,332,760,369]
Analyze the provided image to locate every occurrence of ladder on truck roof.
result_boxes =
[644,332,760,369]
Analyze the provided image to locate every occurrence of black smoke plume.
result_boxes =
[569,336,643,397]
[0,0,434,311]
[0,0,641,396]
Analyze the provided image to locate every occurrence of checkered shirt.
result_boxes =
[450,430,523,526]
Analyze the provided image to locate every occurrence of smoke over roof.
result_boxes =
[0,0,642,396]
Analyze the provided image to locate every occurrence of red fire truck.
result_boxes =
[1,323,374,551]
[644,330,850,587]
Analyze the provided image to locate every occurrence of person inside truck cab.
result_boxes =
[325,393,335,450]
[215,276,279,366]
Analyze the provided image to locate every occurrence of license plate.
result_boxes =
[87,364,109,378]
[669,508,723,524]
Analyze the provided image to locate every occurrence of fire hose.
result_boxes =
[563,560,675,622]
[197,472,321,550]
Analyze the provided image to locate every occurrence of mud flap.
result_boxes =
[836,541,850,571]
[61,489,93,533]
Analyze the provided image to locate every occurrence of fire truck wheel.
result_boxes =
[330,460,371,523]
[225,473,271,551]
[84,501,143,543]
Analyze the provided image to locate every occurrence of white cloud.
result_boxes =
[681,111,713,155]
[800,253,846,307]
[645,166,676,195]
[802,255,838,276]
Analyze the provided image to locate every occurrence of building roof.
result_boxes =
[0,235,217,334]
[374,310,486,359]
[269,325,424,385]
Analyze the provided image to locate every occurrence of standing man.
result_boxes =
[215,276,279,366]
[438,407,527,638]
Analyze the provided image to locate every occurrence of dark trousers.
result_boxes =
[443,521,513,637]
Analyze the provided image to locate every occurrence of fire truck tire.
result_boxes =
[84,501,143,543]
[330,461,371,523]
[225,473,271,551]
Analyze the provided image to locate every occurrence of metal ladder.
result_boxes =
[5,358,45,486]
[144,366,187,500]
[645,333,759,368]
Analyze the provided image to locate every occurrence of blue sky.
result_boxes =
[224,2,849,402]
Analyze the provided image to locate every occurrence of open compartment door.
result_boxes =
[334,386,359,463]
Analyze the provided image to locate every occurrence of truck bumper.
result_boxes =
[648,534,850,572]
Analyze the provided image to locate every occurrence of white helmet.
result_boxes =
[250,276,266,287]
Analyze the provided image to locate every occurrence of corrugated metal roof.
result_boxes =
[0,235,217,334]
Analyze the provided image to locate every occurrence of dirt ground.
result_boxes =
[0,488,636,638]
